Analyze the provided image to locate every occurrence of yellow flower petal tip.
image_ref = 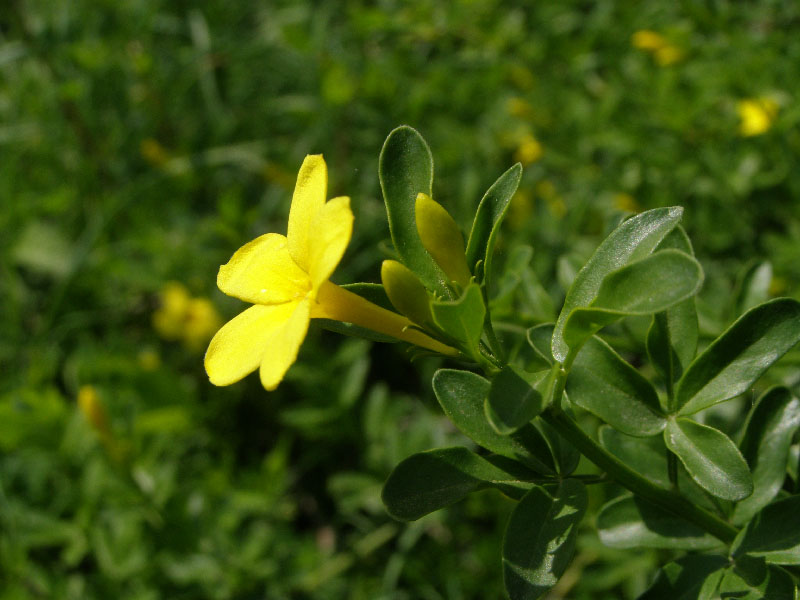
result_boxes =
[415,193,472,287]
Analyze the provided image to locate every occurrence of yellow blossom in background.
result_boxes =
[140,138,169,166]
[184,298,222,350]
[153,282,222,350]
[631,30,684,66]
[506,97,533,118]
[507,189,533,231]
[536,180,567,218]
[138,348,161,370]
[737,98,779,137]
[514,134,543,165]
[78,385,111,436]
[205,155,455,391]
[613,192,641,213]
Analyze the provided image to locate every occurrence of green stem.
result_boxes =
[481,287,506,364]
[542,368,738,545]
[667,451,678,490]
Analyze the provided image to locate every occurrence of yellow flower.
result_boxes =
[514,134,543,165]
[631,30,684,66]
[78,385,111,438]
[205,155,455,390]
[737,98,779,137]
[153,281,191,340]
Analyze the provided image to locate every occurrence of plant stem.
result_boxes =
[542,368,738,545]
[667,451,678,490]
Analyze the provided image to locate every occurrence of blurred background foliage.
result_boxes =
[2,0,799,598]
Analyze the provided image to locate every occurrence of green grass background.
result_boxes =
[2,1,800,598]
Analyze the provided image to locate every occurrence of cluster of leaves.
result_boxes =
[371,127,800,599]
[3,0,800,598]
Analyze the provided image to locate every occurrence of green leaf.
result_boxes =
[535,419,580,477]
[646,302,698,385]
[415,193,472,286]
[664,418,753,501]
[502,480,587,600]
[597,495,720,550]
[432,369,557,475]
[431,283,485,357]
[675,298,800,416]
[566,336,665,436]
[485,366,546,435]
[732,495,800,565]
[736,261,773,316]
[732,387,800,525]
[637,554,728,600]
[381,260,433,327]
[599,426,670,487]
[526,324,555,365]
[379,125,448,295]
[465,163,522,284]
[381,447,532,521]
[717,557,797,599]
[552,206,684,363]
[563,250,703,353]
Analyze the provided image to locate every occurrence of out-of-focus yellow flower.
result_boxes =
[153,282,222,350]
[78,385,111,438]
[737,98,779,137]
[205,155,456,391]
[514,134,543,165]
[184,298,223,350]
[536,180,567,218]
[138,348,161,371]
[506,97,533,118]
[632,30,684,66]
[507,189,533,231]
[140,138,169,166]
[613,193,641,213]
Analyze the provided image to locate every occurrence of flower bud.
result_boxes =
[415,193,472,287]
[381,260,434,327]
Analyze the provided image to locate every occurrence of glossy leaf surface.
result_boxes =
[552,206,683,362]
[664,418,753,501]
[567,336,665,436]
[486,366,546,435]
[733,495,800,565]
[562,250,702,352]
[598,495,719,550]
[637,554,727,600]
[675,298,800,415]
[432,369,556,474]
[732,387,800,525]
[717,557,797,599]
[503,480,587,600]
[465,163,522,284]
[379,125,447,294]
[382,446,531,521]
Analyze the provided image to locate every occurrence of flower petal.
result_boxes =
[287,155,327,271]
[259,299,311,390]
[307,196,353,291]
[205,302,299,386]
[217,233,309,304]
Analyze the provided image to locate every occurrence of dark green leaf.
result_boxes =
[502,480,587,600]
[599,426,670,487]
[534,419,580,477]
[567,336,665,436]
[431,283,485,357]
[432,369,557,475]
[552,206,683,362]
[646,301,698,385]
[733,387,800,525]
[718,557,797,599]
[675,298,800,416]
[732,495,800,565]
[485,366,546,435]
[465,163,522,284]
[637,554,727,600]
[664,418,753,501]
[381,447,531,521]
[378,125,448,295]
[597,495,720,550]
[563,251,703,352]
